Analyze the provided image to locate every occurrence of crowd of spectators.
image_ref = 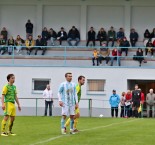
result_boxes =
[1,20,155,67]
[109,84,155,118]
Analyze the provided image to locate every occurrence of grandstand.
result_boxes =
[0,0,155,118]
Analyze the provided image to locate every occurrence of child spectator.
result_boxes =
[120,92,126,118]
[92,48,99,66]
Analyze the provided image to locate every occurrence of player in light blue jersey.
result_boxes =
[58,72,78,135]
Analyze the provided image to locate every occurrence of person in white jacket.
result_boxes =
[43,84,53,116]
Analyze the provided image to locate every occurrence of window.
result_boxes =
[87,79,105,94]
[32,79,51,93]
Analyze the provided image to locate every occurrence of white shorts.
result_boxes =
[61,105,75,116]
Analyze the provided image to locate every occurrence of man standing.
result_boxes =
[25,20,33,38]
[58,73,78,135]
[1,74,21,136]
[64,75,85,132]
[132,84,141,118]
[43,84,53,116]
[146,89,155,118]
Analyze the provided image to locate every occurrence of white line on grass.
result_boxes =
[30,119,138,145]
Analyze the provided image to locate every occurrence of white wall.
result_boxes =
[0,5,37,39]
[0,67,155,108]
[43,5,81,32]
[131,6,155,41]
[0,0,155,40]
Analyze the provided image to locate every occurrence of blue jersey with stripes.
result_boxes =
[58,81,77,106]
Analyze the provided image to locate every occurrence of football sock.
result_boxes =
[73,118,78,129]
[8,120,14,132]
[1,119,7,132]
[65,118,70,127]
[70,119,74,130]
[61,118,65,129]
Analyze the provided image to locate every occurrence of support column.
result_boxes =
[80,3,87,40]
[36,0,43,37]
[124,1,131,40]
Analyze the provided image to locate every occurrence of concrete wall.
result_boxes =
[0,0,155,40]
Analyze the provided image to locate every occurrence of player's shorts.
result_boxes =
[61,105,75,116]
[75,107,80,114]
[4,102,16,116]
[132,101,140,108]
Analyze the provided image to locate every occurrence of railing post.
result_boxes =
[36,98,38,116]
[12,46,15,65]
[88,99,92,117]
[64,46,67,66]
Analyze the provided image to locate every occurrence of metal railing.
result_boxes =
[0,46,154,68]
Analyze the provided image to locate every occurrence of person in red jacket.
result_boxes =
[110,48,121,66]
[125,90,132,118]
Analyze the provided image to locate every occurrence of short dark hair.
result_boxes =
[7,74,14,82]
[65,72,72,77]
[78,75,85,81]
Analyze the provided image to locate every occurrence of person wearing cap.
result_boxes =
[98,43,110,66]
[67,26,80,46]
[35,35,47,55]
[109,90,120,118]
[116,28,125,40]
[120,37,130,56]
[57,27,67,45]
[107,26,116,47]
[86,27,96,47]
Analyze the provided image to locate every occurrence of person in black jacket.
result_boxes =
[132,84,141,117]
[25,20,33,38]
[120,37,130,56]
[67,26,80,46]
[57,27,67,45]
[86,27,96,46]
[97,28,107,46]
[35,35,47,55]
[136,48,144,67]
[7,36,15,55]
[42,27,49,42]
[0,35,7,55]
[130,28,138,47]
[150,28,155,38]
[144,29,151,40]
[48,28,57,46]
[145,40,153,56]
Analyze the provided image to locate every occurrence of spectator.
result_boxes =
[136,48,144,67]
[25,19,33,38]
[97,28,107,46]
[145,40,153,56]
[48,28,57,46]
[120,37,130,56]
[1,27,8,41]
[35,35,47,55]
[15,35,25,54]
[92,48,99,66]
[125,90,132,118]
[0,35,7,55]
[144,29,151,40]
[57,27,67,46]
[110,48,121,66]
[120,92,126,118]
[146,89,155,118]
[25,35,35,55]
[67,26,80,46]
[107,26,116,47]
[150,28,155,38]
[42,27,49,42]
[43,84,53,116]
[86,27,96,46]
[7,36,15,55]
[109,90,120,118]
[138,88,145,117]
[117,28,125,40]
[130,28,139,47]
[98,43,110,66]
[132,84,141,118]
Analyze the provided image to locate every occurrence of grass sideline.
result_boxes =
[0,116,155,145]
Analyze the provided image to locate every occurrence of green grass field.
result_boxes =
[0,116,155,145]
